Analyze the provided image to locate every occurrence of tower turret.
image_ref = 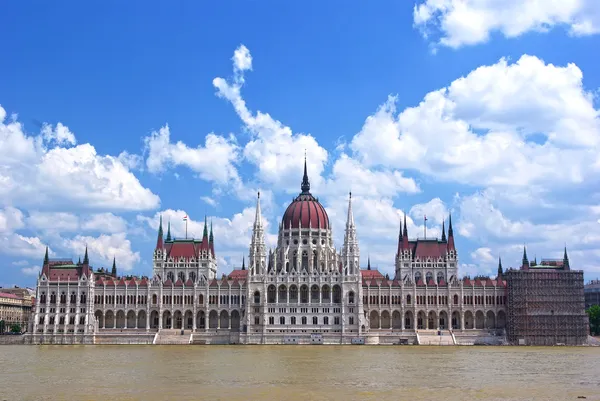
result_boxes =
[156,215,164,249]
[497,256,503,280]
[249,192,266,276]
[342,191,359,275]
[43,246,49,265]
[111,257,117,277]
[522,246,529,270]
[441,219,446,242]
[83,246,89,265]
[166,220,172,242]
[447,214,455,251]
[563,246,570,270]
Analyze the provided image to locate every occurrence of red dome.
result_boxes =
[281,157,330,229]
[282,193,330,229]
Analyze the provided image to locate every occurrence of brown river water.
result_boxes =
[1,345,599,401]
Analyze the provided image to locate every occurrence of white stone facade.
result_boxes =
[31,166,508,345]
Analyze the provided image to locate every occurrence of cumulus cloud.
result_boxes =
[26,211,127,234]
[61,233,140,271]
[213,45,329,194]
[350,55,600,188]
[414,0,600,49]
[144,124,241,185]
[0,107,160,211]
[21,266,41,276]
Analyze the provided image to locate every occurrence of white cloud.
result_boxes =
[21,266,41,276]
[409,198,448,226]
[414,0,600,49]
[350,55,600,188]
[0,108,160,211]
[41,122,76,146]
[12,260,29,267]
[323,154,419,198]
[213,45,329,194]
[26,211,127,234]
[1,234,48,259]
[27,211,80,232]
[61,233,140,271]
[81,213,127,233]
[470,247,495,263]
[0,207,25,234]
[200,196,217,207]
[232,44,252,73]
[144,124,241,185]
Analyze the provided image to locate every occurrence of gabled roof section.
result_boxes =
[229,269,248,279]
[361,269,384,279]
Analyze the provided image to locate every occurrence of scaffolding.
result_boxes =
[506,269,588,345]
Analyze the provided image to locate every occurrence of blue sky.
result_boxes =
[1,1,600,286]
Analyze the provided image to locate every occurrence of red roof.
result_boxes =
[361,269,384,279]
[0,292,21,299]
[414,241,446,259]
[174,279,184,287]
[229,269,248,279]
[438,279,447,286]
[282,193,329,229]
[185,278,194,286]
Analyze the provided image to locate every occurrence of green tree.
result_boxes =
[587,305,600,336]
[10,324,21,334]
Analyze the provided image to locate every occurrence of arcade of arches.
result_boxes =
[94,309,243,331]
[367,309,507,330]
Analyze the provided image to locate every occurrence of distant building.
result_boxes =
[506,249,589,346]
[0,287,34,332]
[585,280,600,309]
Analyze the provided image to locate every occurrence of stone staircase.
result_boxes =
[154,329,192,345]
[417,330,455,345]
[453,329,507,345]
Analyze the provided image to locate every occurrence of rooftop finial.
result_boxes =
[301,152,310,193]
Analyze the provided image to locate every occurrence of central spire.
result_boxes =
[301,152,310,193]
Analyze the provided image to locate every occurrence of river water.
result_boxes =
[1,346,599,401]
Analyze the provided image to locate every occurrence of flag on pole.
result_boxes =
[183,215,188,221]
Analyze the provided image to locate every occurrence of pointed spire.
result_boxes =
[522,245,529,268]
[367,255,371,270]
[43,246,49,265]
[301,152,310,193]
[563,246,570,270]
[242,255,246,270]
[166,220,172,242]
[346,191,355,228]
[209,219,214,243]
[441,219,446,242]
[403,212,408,237]
[111,257,117,277]
[533,255,537,266]
[156,215,164,249]
[83,246,89,265]
[78,256,81,265]
[447,213,455,251]
[497,256,503,279]
[254,191,262,228]
[203,215,208,238]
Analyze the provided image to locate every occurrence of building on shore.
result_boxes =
[0,287,34,333]
[506,252,589,346]
[585,280,600,309]
[29,160,587,345]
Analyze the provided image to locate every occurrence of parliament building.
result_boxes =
[29,161,588,345]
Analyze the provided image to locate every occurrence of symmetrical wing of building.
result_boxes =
[30,161,589,345]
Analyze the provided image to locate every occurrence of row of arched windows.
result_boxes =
[39,291,86,304]
[262,285,346,304]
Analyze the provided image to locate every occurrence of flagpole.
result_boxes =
[186,219,188,239]
[424,215,427,239]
